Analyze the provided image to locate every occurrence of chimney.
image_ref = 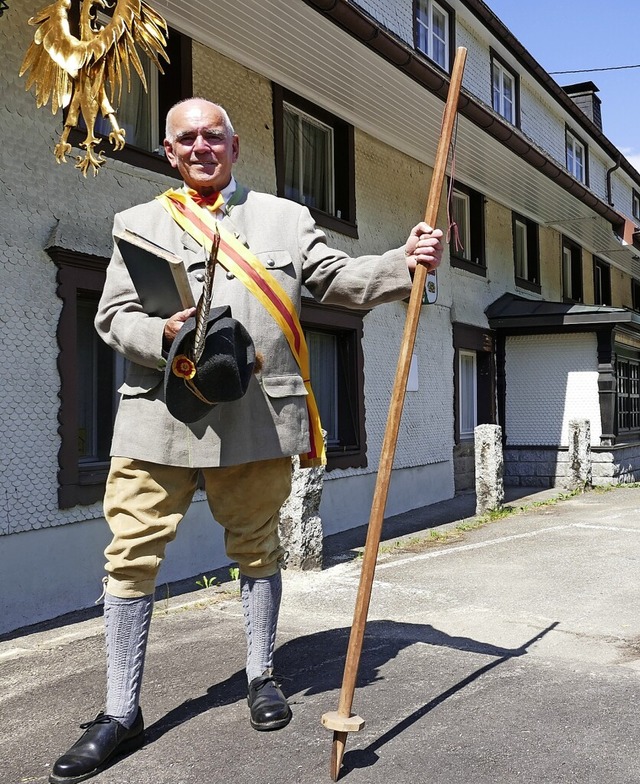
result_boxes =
[563,81,603,131]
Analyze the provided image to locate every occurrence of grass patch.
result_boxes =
[373,483,629,557]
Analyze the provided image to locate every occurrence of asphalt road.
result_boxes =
[3,485,640,784]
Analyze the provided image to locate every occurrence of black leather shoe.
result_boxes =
[49,709,144,784]
[247,672,292,731]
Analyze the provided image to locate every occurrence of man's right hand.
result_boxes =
[163,307,196,345]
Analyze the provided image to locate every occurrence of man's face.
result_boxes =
[163,101,239,194]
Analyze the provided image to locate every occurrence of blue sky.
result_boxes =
[484,0,639,172]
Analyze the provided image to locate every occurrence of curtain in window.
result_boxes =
[431,6,447,67]
[283,106,333,213]
[94,57,154,150]
[307,330,339,445]
[515,221,527,278]
[76,298,99,460]
[283,108,300,203]
[301,118,331,212]
[452,191,470,259]
[459,351,477,437]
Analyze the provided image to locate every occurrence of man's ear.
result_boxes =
[232,135,240,163]
[164,139,178,168]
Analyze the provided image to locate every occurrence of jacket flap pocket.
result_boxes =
[118,371,163,396]
[254,250,293,270]
[262,374,308,398]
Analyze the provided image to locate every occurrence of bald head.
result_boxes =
[165,98,235,143]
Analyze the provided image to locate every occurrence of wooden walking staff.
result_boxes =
[321,46,468,781]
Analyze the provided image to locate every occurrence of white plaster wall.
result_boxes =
[320,461,453,535]
[0,502,228,635]
[505,333,602,447]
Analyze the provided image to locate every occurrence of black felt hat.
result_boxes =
[164,305,255,424]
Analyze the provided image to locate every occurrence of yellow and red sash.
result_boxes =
[156,188,326,467]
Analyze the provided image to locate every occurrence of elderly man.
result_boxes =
[49,97,443,784]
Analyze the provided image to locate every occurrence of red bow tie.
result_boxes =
[188,190,224,211]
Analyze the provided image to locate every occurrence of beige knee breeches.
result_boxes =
[103,456,292,598]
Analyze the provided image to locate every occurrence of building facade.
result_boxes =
[1,0,639,634]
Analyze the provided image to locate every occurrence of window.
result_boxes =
[633,190,640,222]
[491,52,518,125]
[566,129,588,184]
[453,324,495,443]
[283,103,334,215]
[48,247,122,508]
[632,280,640,313]
[617,356,640,434]
[449,182,485,273]
[68,25,192,176]
[458,350,477,439]
[301,300,367,469]
[274,85,356,237]
[415,0,451,71]
[513,213,540,290]
[562,237,583,302]
[593,257,611,306]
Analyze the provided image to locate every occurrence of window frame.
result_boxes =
[566,127,589,185]
[48,247,116,508]
[458,349,478,440]
[414,0,454,73]
[282,101,336,217]
[67,26,192,177]
[490,50,520,126]
[632,280,640,313]
[300,300,367,470]
[512,212,540,292]
[617,353,640,435]
[452,323,495,444]
[273,84,357,238]
[593,257,612,306]
[632,189,640,223]
[562,236,584,303]
[449,181,486,275]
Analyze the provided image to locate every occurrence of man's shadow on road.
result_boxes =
[144,618,558,768]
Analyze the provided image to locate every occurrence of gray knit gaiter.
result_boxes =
[104,592,154,728]
[241,572,282,682]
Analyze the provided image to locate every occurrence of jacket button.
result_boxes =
[226,271,235,280]
[267,259,276,267]
[194,272,205,282]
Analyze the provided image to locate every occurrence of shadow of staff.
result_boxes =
[144,618,549,746]
[339,621,560,779]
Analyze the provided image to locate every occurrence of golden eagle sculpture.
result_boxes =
[20,0,169,176]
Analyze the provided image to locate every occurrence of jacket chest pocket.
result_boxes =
[254,250,295,279]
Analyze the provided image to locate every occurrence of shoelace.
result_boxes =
[79,714,115,730]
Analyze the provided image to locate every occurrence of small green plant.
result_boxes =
[196,574,217,589]
[229,566,240,581]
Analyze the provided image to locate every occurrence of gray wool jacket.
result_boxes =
[95,185,413,468]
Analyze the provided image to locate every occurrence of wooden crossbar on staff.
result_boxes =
[321,46,468,782]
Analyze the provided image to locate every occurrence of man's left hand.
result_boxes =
[404,222,444,273]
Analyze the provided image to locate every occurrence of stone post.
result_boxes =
[474,424,504,516]
[278,452,325,570]
[566,419,592,490]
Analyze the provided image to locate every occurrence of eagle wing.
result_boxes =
[20,0,168,112]
[19,0,87,113]
[85,0,168,106]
